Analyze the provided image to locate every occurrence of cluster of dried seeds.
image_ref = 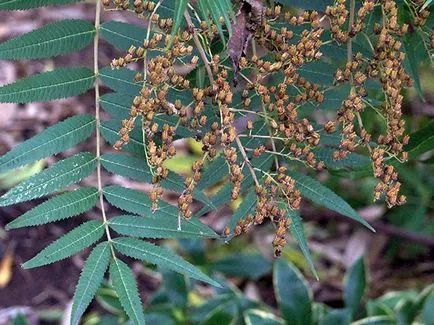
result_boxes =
[104,0,430,255]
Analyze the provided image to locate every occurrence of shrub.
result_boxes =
[0,0,432,324]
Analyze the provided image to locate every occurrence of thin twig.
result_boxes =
[184,10,214,85]
[235,137,260,187]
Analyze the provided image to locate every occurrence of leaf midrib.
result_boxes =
[45,222,103,259]
[72,243,108,322]
[18,189,98,226]
[0,73,94,97]
[109,219,213,237]
[113,259,142,324]
[115,240,205,280]
[0,28,95,55]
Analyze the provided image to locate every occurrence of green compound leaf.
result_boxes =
[109,258,146,325]
[108,215,218,239]
[100,120,144,158]
[71,242,111,325]
[0,0,81,10]
[0,114,95,173]
[101,153,213,208]
[6,187,99,229]
[0,19,95,60]
[103,185,215,235]
[0,152,97,207]
[274,260,312,325]
[286,171,374,231]
[0,67,95,103]
[313,147,370,170]
[113,237,221,287]
[22,220,104,269]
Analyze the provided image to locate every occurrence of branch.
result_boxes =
[94,0,115,254]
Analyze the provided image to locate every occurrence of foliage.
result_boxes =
[0,0,432,324]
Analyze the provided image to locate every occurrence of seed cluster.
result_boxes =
[104,0,429,256]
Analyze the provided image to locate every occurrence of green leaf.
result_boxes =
[344,257,366,317]
[422,293,434,325]
[22,220,104,269]
[6,187,98,229]
[161,269,189,308]
[99,67,140,96]
[351,316,395,325]
[244,309,285,325]
[404,121,434,159]
[287,212,319,280]
[0,67,95,103]
[286,171,374,231]
[313,148,370,170]
[212,254,272,279]
[71,242,111,325]
[0,19,94,60]
[0,152,97,207]
[403,35,424,100]
[319,309,351,325]
[277,0,329,11]
[0,0,81,10]
[168,0,188,49]
[195,154,274,217]
[227,188,256,230]
[274,260,312,325]
[113,237,220,287]
[100,21,147,51]
[100,120,144,157]
[103,185,213,232]
[100,93,134,119]
[101,153,213,208]
[109,258,146,325]
[108,215,219,239]
[196,155,227,190]
[0,115,95,173]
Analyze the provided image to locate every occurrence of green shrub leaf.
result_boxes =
[101,153,213,208]
[286,171,374,231]
[274,260,312,325]
[404,121,434,159]
[113,237,221,287]
[243,309,285,325]
[71,242,111,325]
[108,215,219,239]
[99,67,140,96]
[6,187,98,229]
[168,0,188,48]
[212,253,272,279]
[227,188,256,230]
[0,115,95,173]
[22,220,104,269]
[100,21,148,51]
[0,67,95,103]
[109,258,146,325]
[287,212,319,280]
[100,120,144,157]
[0,152,97,207]
[0,0,81,10]
[344,257,366,317]
[103,185,213,232]
[0,19,95,60]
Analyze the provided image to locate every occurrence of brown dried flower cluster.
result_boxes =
[102,0,430,255]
